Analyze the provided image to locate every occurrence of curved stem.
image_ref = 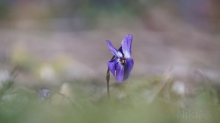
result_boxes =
[106,55,115,100]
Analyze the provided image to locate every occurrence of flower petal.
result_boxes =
[121,34,132,58]
[107,59,117,76]
[106,40,122,57]
[41,89,51,98]
[116,63,124,82]
[124,58,134,80]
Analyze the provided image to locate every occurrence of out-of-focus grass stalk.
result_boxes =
[57,92,83,109]
[0,66,18,101]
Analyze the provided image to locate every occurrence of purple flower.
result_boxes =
[40,89,51,98]
[36,87,51,101]
[106,34,134,82]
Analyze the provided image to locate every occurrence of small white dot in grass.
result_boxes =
[172,81,185,95]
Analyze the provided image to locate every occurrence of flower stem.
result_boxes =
[106,69,110,100]
[106,55,115,100]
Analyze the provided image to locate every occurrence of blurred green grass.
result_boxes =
[0,76,220,123]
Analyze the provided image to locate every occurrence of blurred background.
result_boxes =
[0,0,220,123]
[0,0,220,82]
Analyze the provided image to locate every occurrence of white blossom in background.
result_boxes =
[0,70,14,101]
[40,64,56,81]
[172,80,185,96]
[0,70,10,83]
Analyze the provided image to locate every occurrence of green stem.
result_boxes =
[106,56,115,100]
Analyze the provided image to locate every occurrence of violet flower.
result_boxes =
[35,87,51,101]
[106,34,134,82]
[40,89,51,98]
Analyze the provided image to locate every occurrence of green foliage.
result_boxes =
[0,78,220,123]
